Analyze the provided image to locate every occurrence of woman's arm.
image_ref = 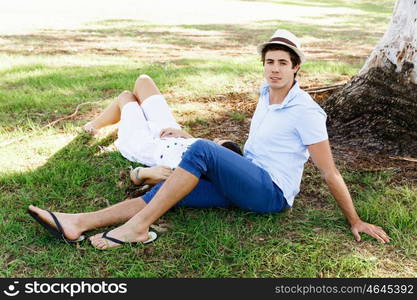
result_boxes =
[130,166,173,185]
[160,128,193,138]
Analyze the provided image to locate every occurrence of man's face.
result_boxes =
[263,50,299,90]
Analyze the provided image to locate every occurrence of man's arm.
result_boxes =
[307,140,390,243]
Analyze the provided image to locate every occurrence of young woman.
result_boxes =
[83,74,242,186]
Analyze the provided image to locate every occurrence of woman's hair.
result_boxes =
[220,141,243,156]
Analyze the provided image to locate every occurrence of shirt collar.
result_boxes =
[261,80,302,110]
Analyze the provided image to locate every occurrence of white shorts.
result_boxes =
[114,94,197,168]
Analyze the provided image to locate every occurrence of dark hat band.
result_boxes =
[268,37,297,48]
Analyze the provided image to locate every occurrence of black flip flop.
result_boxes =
[98,230,158,248]
[27,209,85,244]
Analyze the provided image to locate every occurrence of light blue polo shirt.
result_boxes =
[243,81,328,207]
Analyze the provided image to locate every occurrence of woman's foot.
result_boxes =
[28,205,86,241]
[89,223,152,250]
[83,122,98,135]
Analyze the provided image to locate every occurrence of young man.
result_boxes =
[28,29,390,249]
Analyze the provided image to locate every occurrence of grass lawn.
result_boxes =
[1,0,416,277]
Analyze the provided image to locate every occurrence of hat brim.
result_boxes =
[257,41,306,64]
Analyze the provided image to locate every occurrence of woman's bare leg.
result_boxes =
[83,91,138,133]
[133,74,161,104]
[84,73,161,133]
[28,197,147,241]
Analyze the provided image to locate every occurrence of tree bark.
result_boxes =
[324,0,417,156]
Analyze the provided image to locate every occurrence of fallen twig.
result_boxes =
[0,100,101,148]
[354,167,401,172]
[305,83,346,93]
[389,156,417,162]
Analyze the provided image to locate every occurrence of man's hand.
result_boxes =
[160,128,192,138]
[308,141,391,245]
[351,220,390,244]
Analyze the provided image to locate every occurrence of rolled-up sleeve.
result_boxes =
[296,108,328,145]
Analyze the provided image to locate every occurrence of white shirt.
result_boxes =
[244,81,328,206]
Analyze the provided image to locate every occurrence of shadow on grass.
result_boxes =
[0,129,415,277]
[0,131,293,277]
[0,133,129,209]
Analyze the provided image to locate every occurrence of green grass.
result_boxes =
[302,60,361,79]
[0,55,261,135]
[1,138,416,277]
[2,152,415,277]
[345,172,417,258]
[229,112,246,122]
[1,0,415,278]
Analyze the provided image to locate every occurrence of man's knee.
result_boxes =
[186,139,216,159]
[179,139,216,176]
[190,139,213,150]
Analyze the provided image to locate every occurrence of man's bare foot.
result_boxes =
[83,122,98,135]
[28,205,85,241]
[89,223,152,250]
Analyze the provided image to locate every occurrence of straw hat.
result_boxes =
[257,29,306,64]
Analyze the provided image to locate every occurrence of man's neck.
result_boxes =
[268,81,295,105]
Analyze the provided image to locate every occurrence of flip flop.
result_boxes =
[27,209,85,244]
[99,230,158,248]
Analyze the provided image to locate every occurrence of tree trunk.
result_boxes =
[324,0,417,156]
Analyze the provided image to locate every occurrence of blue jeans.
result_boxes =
[142,139,287,213]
